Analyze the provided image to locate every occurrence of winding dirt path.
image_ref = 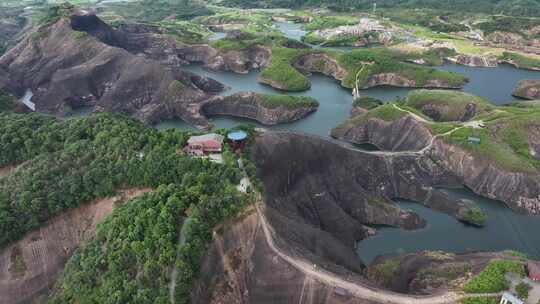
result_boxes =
[254,201,500,304]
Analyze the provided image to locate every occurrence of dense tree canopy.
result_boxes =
[0,112,253,303]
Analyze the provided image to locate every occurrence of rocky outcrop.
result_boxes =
[201,92,318,125]
[0,12,225,128]
[0,188,151,304]
[250,132,472,275]
[177,44,271,74]
[331,115,433,152]
[446,55,498,67]
[191,209,377,304]
[431,140,540,214]
[364,73,464,89]
[367,251,504,295]
[512,79,540,100]
[294,52,347,81]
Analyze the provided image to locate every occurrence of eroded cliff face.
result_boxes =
[446,55,498,68]
[201,92,318,125]
[431,140,540,214]
[363,74,463,89]
[0,12,224,128]
[0,188,151,304]
[331,115,433,151]
[367,251,502,295]
[250,132,468,268]
[294,53,347,81]
[177,44,272,74]
[191,210,378,304]
[512,79,540,100]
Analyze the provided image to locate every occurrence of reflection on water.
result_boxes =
[357,187,540,264]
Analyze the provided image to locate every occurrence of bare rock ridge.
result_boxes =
[249,132,474,271]
[332,114,540,214]
[191,209,377,304]
[512,79,540,100]
[177,43,272,74]
[0,10,224,128]
[0,189,151,304]
[201,92,318,125]
[331,115,433,152]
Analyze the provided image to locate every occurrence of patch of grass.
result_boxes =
[461,297,499,304]
[462,205,487,227]
[0,90,15,113]
[446,127,536,173]
[502,250,528,260]
[427,122,461,135]
[337,48,467,89]
[500,52,540,70]
[71,30,87,39]
[516,282,532,300]
[368,104,407,121]
[353,97,383,110]
[418,263,471,281]
[405,90,493,121]
[37,2,75,25]
[464,259,525,293]
[303,15,358,31]
[369,258,401,286]
[259,94,319,109]
[259,47,311,91]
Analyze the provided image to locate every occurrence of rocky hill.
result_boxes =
[331,92,540,214]
[0,7,225,128]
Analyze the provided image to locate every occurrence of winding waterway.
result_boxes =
[158,20,540,264]
[358,188,540,264]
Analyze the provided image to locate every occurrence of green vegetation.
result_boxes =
[337,48,467,89]
[37,2,75,25]
[0,90,15,113]
[418,263,471,281]
[516,282,532,300]
[196,10,275,34]
[426,122,460,135]
[102,0,213,23]
[210,31,281,50]
[259,47,311,91]
[500,52,540,70]
[302,15,358,31]
[461,205,487,227]
[0,111,257,303]
[405,90,492,122]
[503,250,528,260]
[0,112,245,247]
[71,30,87,39]
[353,97,383,110]
[157,20,213,44]
[260,94,319,109]
[461,297,498,304]
[369,257,400,285]
[477,16,540,37]
[464,259,525,293]
[383,9,468,33]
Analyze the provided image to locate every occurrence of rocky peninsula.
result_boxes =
[201,92,318,125]
[513,79,540,100]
